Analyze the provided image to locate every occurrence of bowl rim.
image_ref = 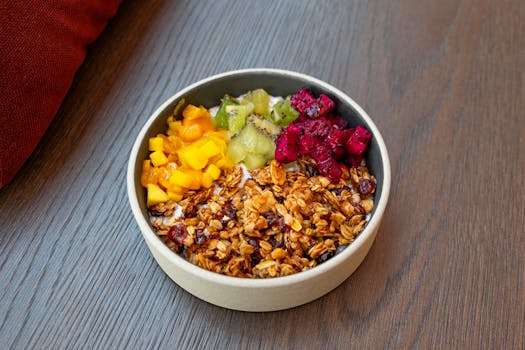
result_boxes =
[127,68,391,288]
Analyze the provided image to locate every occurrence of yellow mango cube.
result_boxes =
[182,105,203,120]
[178,146,208,170]
[147,184,169,207]
[167,191,183,202]
[169,170,194,188]
[168,120,182,133]
[184,169,203,190]
[150,151,168,167]
[215,155,235,169]
[149,137,164,152]
[204,163,221,180]
[201,173,214,188]
[200,140,221,159]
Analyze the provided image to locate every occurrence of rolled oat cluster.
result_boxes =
[150,159,375,278]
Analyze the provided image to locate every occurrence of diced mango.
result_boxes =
[147,184,169,207]
[142,102,235,205]
[168,120,182,133]
[169,170,194,188]
[182,104,204,120]
[215,155,235,169]
[201,140,221,159]
[158,134,181,154]
[150,151,168,167]
[201,173,214,188]
[149,137,164,152]
[141,160,154,187]
[205,163,221,180]
[167,191,183,202]
[178,147,208,170]
[179,123,203,142]
[184,169,203,190]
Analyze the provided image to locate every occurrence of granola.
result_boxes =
[150,158,376,278]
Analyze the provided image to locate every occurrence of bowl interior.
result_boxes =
[132,70,386,228]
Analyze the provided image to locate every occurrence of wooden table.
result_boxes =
[1,0,524,348]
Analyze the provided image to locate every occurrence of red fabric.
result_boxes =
[0,0,122,189]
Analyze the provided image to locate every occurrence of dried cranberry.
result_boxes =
[269,236,284,248]
[352,202,366,215]
[358,178,376,196]
[149,209,164,217]
[316,250,335,264]
[247,238,262,266]
[167,224,187,247]
[195,229,208,244]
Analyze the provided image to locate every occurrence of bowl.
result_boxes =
[127,68,391,312]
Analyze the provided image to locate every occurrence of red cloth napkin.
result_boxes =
[0,0,122,189]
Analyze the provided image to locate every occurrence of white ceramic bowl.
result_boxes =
[127,68,391,312]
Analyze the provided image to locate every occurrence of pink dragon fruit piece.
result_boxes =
[290,88,316,115]
[315,155,342,183]
[347,154,365,168]
[300,117,331,138]
[326,129,350,160]
[298,134,319,157]
[310,143,342,183]
[275,124,301,163]
[317,94,335,117]
[345,125,372,156]
[327,113,347,129]
[305,102,321,119]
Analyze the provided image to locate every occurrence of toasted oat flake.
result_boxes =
[149,159,376,278]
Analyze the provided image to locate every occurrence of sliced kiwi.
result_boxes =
[244,153,268,169]
[228,123,276,167]
[248,115,281,137]
[271,97,299,126]
[226,103,254,136]
[227,137,248,163]
[213,95,239,129]
[241,89,270,116]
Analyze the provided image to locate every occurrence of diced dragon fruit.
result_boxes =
[313,153,342,183]
[327,113,347,129]
[274,124,301,163]
[277,88,373,183]
[317,94,335,117]
[298,134,319,157]
[290,88,316,115]
[326,129,350,160]
[347,154,366,168]
[345,125,372,156]
[289,89,336,119]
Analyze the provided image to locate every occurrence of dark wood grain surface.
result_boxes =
[1,0,524,348]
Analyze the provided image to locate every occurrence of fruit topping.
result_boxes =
[289,88,316,115]
[345,125,372,156]
[241,88,270,116]
[271,97,300,126]
[274,88,372,183]
[228,123,276,169]
[274,124,300,163]
[213,95,238,129]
